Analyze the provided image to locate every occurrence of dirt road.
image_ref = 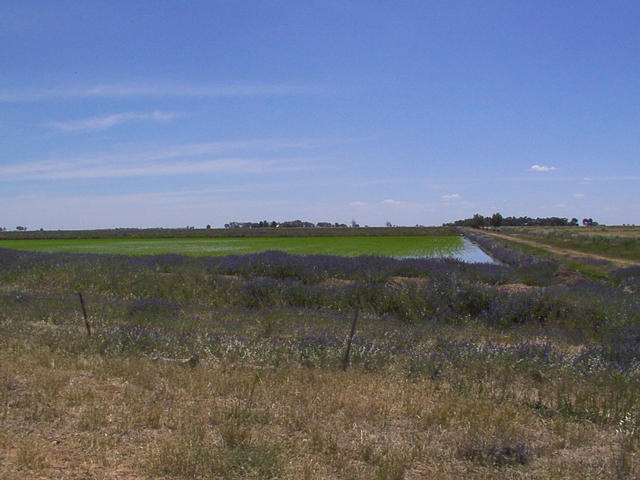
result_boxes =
[480,230,640,269]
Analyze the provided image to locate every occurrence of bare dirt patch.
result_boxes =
[385,276,430,291]
[552,266,591,286]
[496,283,540,295]
[319,278,356,288]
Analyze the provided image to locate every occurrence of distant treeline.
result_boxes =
[446,213,599,228]
[224,220,351,229]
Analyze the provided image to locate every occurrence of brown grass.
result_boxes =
[0,345,632,479]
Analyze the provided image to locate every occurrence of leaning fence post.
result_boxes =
[77,291,91,336]
[342,307,359,371]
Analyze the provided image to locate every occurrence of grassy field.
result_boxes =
[1,233,639,478]
[497,226,640,262]
[504,226,640,238]
[0,235,465,258]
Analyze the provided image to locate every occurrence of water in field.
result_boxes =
[0,235,496,262]
[449,238,497,263]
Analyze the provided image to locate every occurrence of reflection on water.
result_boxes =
[396,237,497,263]
[443,237,497,263]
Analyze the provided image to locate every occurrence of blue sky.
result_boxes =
[1,1,639,229]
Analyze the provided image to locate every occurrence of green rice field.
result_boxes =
[0,235,466,258]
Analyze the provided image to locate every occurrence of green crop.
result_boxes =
[0,235,464,258]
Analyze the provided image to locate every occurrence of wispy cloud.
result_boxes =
[573,193,585,198]
[530,164,557,172]
[142,138,350,159]
[0,157,296,181]
[47,111,180,132]
[349,201,368,207]
[382,199,403,206]
[441,193,460,201]
[0,83,325,102]
[0,138,346,181]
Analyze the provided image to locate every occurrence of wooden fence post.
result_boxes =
[342,307,359,371]
[77,291,91,336]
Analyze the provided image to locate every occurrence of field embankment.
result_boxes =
[0,226,458,240]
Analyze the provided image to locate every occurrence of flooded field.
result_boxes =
[0,235,495,262]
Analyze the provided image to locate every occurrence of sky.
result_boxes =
[1,1,639,230]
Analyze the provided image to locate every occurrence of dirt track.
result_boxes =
[480,230,640,268]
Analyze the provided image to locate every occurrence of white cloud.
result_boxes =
[530,164,557,172]
[0,83,324,102]
[145,138,345,159]
[441,193,460,201]
[382,199,403,206]
[0,138,343,181]
[349,201,368,207]
[47,111,180,132]
[573,193,585,198]
[0,157,291,181]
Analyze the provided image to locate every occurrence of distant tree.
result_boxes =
[206,224,211,229]
[470,214,486,229]
[447,214,575,227]
[280,220,303,228]
[570,218,579,226]
[385,221,392,227]
[16,226,26,231]
[351,219,360,228]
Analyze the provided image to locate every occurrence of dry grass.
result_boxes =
[495,226,640,266]
[0,343,634,479]
[508,226,640,239]
[1,243,638,478]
